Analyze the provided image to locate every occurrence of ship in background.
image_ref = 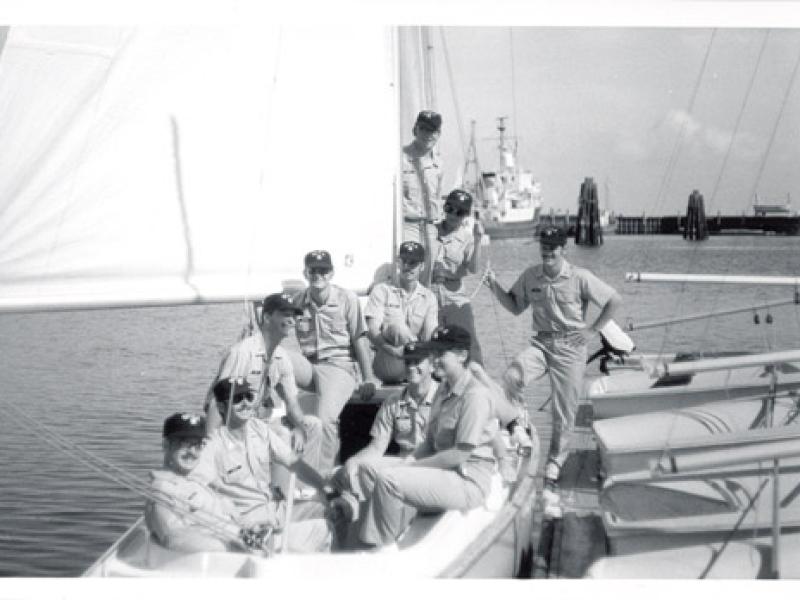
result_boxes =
[461,117,542,240]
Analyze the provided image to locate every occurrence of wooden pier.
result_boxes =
[614,215,800,235]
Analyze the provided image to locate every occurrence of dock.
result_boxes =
[615,215,800,235]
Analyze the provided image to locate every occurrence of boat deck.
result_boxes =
[528,397,609,578]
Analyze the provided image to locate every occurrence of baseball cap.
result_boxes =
[163,413,207,439]
[304,250,333,269]
[539,226,567,247]
[262,292,302,315]
[398,241,426,264]
[419,325,471,352]
[445,189,473,212]
[403,341,433,361]
[415,110,442,132]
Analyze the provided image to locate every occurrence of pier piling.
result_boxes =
[684,190,708,241]
[575,177,603,246]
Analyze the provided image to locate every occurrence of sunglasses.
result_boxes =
[227,392,257,405]
[444,204,469,217]
[308,267,331,276]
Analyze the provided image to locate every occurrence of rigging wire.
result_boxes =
[438,27,469,166]
[509,29,519,157]
[1,399,244,544]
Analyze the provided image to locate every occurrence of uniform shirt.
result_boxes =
[426,371,498,492]
[145,469,241,547]
[193,419,297,522]
[369,381,438,455]
[402,145,443,222]
[213,335,297,415]
[364,281,438,341]
[508,259,617,332]
[430,222,475,307]
[294,284,366,363]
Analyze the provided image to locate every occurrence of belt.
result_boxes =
[535,330,571,340]
[404,216,435,224]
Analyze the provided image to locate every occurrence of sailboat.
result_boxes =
[0,25,537,578]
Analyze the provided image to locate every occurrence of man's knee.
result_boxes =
[502,364,525,396]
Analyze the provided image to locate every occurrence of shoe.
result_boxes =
[544,459,561,486]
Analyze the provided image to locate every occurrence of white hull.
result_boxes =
[594,396,800,478]
[85,454,538,578]
[588,361,800,420]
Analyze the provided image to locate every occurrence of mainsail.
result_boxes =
[0,26,398,312]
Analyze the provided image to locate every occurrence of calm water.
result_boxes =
[1,234,799,577]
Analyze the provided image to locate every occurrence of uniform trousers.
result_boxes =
[239,498,331,553]
[290,352,359,474]
[502,337,587,467]
[358,463,485,547]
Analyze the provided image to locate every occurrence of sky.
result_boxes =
[429,26,800,216]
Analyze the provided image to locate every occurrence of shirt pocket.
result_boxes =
[220,459,249,486]
[394,415,413,436]
[554,287,579,306]
[433,412,459,449]
[407,304,428,333]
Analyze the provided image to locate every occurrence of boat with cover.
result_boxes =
[0,25,538,578]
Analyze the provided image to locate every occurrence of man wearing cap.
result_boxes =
[484,225,622,489]
[145,413,249,553]
[359,325,499,547]
[364,240,439,384]
[206,292,323,479]
[402,110,444,247]
[327,341,439,532]
[193,380,332,553]
[430,188,486,364]
[291,250,380,474]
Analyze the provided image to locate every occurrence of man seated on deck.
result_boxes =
[289,249,381,474]
[356,326,502,548]
[193,380,332,553]
[327,340,440,531]
[145,412,266,554]
[205,292,324,484]
[365,240,439,384]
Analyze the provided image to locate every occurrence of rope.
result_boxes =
[1,399,248,547]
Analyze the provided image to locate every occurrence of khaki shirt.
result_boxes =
[364,281,438,341]
[370,381,438,455]
[145,469,241,547]
[213,336,297,413]
[294,285,366,363]
[193,419,296,522]
[426,371,497,492]
[402,145,443,222]
[508,259,617,332]
[430,222,475,307]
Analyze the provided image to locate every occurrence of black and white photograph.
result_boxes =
[2,0,800,591]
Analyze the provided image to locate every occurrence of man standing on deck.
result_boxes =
[205,292,323,480]
[402,110,444,246]
[365,241,439,384]
[291,250,380,474]
[483,226,622,491]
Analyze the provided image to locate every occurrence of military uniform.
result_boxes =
[503,258,616,468]
[359,370,496,546]
[193,419,331,553]
[364,280,438,383]
[145,469,241,550]
[292,283,367,472]
[401,146,443,244]
[430,221,483,364]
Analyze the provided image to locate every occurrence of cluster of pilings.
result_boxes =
[684,189,708,240]
[575,177,603,246]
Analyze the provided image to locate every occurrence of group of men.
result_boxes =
[144,108,622,557]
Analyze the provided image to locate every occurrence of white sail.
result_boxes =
[0,26,397,312]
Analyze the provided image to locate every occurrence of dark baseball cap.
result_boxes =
[539,226,567,247]
[403,341,434,361]
[163,413,207,439]
[304,250,333,269]
[419,325,471,352]
[398,241,426,264]
[262,292,302,315]
[415,110,442,132]
[445,189,473,212]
